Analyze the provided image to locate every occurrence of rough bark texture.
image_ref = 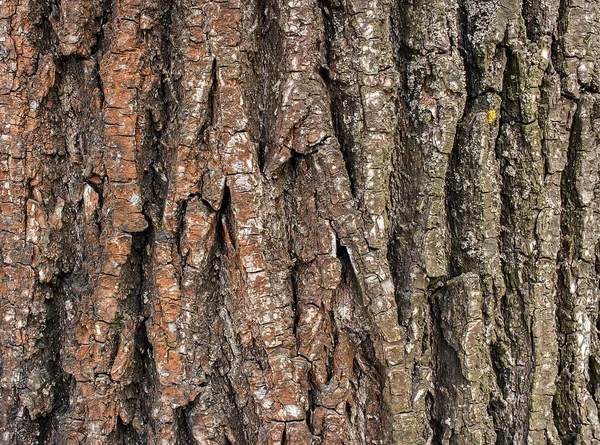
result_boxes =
[1,0,600,443]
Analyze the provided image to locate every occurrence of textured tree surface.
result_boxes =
[1,0,600,443]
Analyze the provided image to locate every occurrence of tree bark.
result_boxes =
[1,0,600,443]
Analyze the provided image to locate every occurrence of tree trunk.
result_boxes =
[1,0,600,443]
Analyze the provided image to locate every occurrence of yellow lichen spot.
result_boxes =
[487,109,497,124]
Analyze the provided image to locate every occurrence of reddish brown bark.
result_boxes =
[2,0,600,443]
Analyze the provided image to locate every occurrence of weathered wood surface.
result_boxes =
[1,0,600,443]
